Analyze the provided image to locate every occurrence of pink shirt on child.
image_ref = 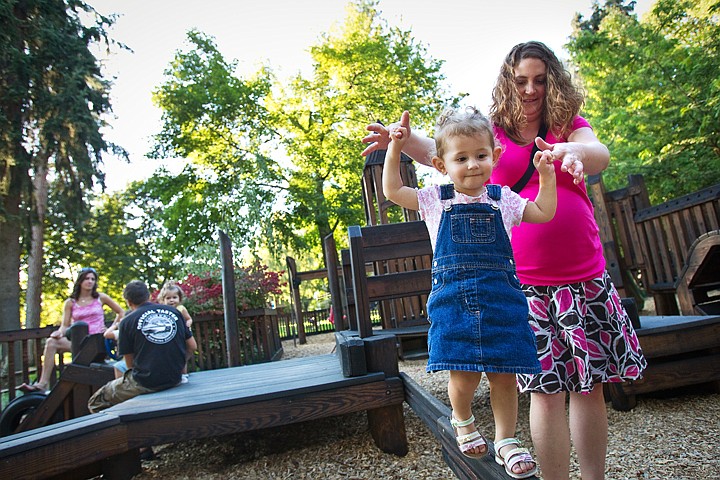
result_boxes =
[491,116,606,286]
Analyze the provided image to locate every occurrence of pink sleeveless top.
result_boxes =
[71,298,106,334]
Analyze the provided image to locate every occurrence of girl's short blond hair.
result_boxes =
[158,281,184,303]
[434,106,498,158]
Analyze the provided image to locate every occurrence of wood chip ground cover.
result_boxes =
[134,333,719,480]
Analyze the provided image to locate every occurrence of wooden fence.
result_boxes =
[276,307,337,340]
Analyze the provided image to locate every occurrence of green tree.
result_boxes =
[267,0,456,263]
[146,0,458,274]
[42,188,165,320]
[0,0,120,331]
[568,0,720,202]
[146,29,278,268]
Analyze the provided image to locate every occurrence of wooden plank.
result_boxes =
[633,183,720,222]
[400,373,538,479]
[0,414,121,456]
[635,316,720,358]
[636,315,720,335]
[104,356,388,420]
[0,417,129,480]
[616,353,720,395]
[366,270,431,301]
[122,377,404,448]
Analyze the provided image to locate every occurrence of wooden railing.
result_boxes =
[589,174,720,314]
[189,308,283,371]
[0,308,284,415]
[0,327,67,413]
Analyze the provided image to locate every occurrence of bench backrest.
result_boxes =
[346,221,432,338]
[589,174,720,314]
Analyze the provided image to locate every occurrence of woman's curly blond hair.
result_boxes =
[489,41,584,145]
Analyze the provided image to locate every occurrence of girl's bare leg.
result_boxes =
[448,370,485,455]
[486,372,535,476]
[569,385,607,480]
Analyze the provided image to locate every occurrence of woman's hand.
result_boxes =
[50,329,63,339]
[361,111,411,156]
[535,137,585,184]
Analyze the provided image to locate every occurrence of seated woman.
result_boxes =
[20,267,124,393]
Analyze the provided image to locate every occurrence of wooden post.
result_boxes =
[588,174,628,296]
[285,256,307,344]
[348,226,374,338]
[363,334,408,456]
[219,230,241,367]
[323,233,346,331]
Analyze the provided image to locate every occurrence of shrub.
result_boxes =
[154,261,285,316]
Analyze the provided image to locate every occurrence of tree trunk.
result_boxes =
[25,156,49,329]
[0,171,22,333]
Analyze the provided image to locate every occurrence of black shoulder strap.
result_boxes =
[511,123,548,194]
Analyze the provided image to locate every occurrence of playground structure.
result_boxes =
[1,160,718,478]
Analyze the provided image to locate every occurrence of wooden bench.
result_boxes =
[576,176,720,409]
[344,221,433,359]
[1,335,408,479]
[589,174,720,314]
[605,314,720,411]
[675,230,720,315]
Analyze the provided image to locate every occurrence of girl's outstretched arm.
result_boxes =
[522,149,557,224]
[382,113,419,211]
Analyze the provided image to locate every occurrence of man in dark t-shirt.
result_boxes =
[88,280,197,413]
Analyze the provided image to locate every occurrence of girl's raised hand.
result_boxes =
[533,149,556,178]
[361,111,411,156]
[535,137,585,184]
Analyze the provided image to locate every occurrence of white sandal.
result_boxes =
[494,437,538,479]
[450,414,488,459]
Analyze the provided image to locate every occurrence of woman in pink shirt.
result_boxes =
[362,41,646,480]
[20,267,124,393]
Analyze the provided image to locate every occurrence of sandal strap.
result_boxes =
[503,447,534,470]
[458,435,487,453]
[450,414,476,428]
[494,437,521,450]
[456,430,483,444]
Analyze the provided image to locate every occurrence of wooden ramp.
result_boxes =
[1,351,406,480]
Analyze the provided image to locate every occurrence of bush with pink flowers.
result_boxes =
[155,261,285,316]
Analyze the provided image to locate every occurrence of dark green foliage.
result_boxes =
[568,0,720,202]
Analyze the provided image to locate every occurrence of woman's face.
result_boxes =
[514,57,547,124]
[81,273,97,289]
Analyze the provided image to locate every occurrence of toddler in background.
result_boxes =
[158,282,193,329]
[158,282,193,383]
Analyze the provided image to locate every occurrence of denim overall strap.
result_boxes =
[486,184,501,201]
[440,184,455,200]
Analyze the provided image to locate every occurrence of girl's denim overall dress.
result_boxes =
[425,184,541,374]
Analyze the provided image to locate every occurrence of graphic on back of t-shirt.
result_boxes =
[136,308,178,344]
